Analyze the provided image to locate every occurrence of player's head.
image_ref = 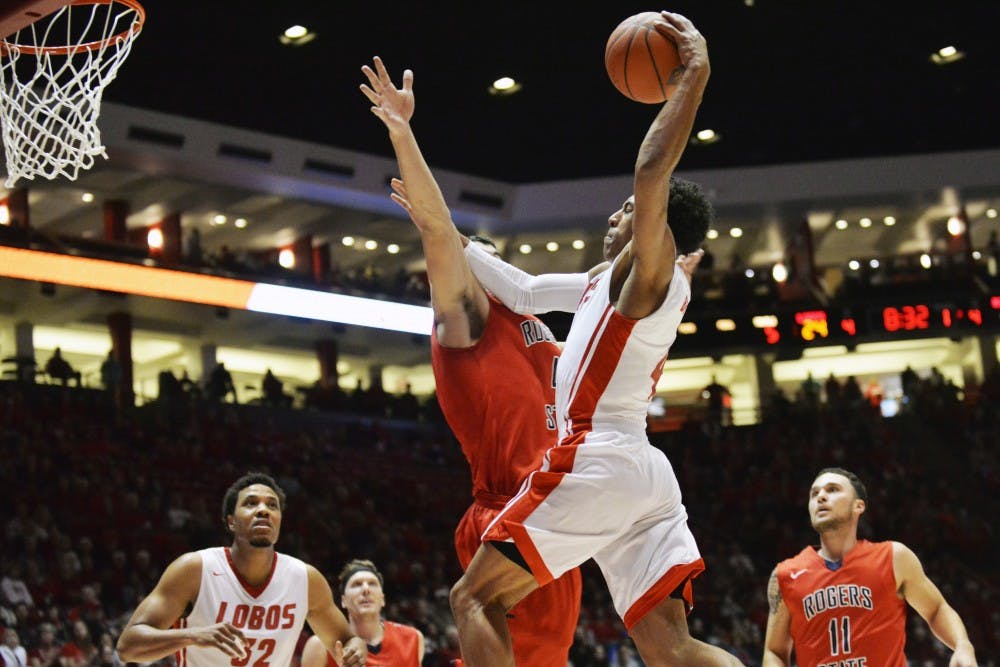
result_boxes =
[808,468,867,534]
[604,177,713,261]
[221,472,285,548]
[469,234,500,258]
[338,559,385,619]
[667,177,713,255]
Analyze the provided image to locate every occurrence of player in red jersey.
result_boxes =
[301,560,422,667]
[763,468,978,667]
[359,56,582,666]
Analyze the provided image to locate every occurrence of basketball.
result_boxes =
[605,11,683,104]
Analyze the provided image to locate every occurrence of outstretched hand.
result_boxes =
[360,56,414,134]
[676,248,704,285]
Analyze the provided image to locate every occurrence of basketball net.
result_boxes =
[0,1,144,187]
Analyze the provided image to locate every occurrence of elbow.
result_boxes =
[634,154,674,184]
[115,637,135,663]
[634,153,661,177]
[116,630,142,663]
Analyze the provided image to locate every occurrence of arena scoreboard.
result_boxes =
[676,297,1000,352]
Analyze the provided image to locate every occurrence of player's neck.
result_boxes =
[351,615,384,645]
[228,542,275,584]
[817,528,859,563]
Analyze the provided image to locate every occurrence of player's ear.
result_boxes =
[854,498,866,517]
[224,515,235,533]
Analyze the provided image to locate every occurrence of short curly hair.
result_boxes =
[221,472,285,526]
[667,177,713,255]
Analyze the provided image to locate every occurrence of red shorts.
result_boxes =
[456,500,582,667]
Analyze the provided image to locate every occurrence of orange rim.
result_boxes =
[0,0,144,56]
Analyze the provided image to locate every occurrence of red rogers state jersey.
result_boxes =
[322,621,421,667]
[777,540,906,667]
[556,255,689,440]
[176,547,308,667]
[431,294,559,498]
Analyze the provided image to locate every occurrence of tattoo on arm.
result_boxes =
[767,568,782,615]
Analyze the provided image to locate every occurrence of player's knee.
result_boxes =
[449,574,478,618]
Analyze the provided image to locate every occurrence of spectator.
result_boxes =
[178,369,198,398]
[799,372,820,409]
[185,227,202,265]
[0,563,33,608]
[900,365,919,400]
[99,350,121,399]
[43,348,80,387]
[157,369,182,404]
[59,621,97,667]
[205,362,237,403]
[0,629,27,667]
[26,624,60,667]
[823,373,841,407]
[261,369,292,408]
[701,374,733,427]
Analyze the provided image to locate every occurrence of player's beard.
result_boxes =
[812,511,847,533]
[249,536,274,548]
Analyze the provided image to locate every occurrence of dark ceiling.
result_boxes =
[103,0,999,184]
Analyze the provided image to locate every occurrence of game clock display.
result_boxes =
[780,300,996,345]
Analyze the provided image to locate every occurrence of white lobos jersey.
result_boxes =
[176,547,309,667]
[556,256,690,440]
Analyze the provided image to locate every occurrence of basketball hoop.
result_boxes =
[0,0,145,187]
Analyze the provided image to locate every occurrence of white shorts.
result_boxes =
[483,428,704,630]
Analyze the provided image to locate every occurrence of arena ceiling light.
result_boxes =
[489,76,522,95]
[280,25,316,46]
[691,128,720,145]
[930,45,964,65]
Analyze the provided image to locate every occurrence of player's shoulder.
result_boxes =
[776,545,816,573]
[886,540,919,567]
[385,620,421,637]
[171,550,206,573]
[853,539,898,560]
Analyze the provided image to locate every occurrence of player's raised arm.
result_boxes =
[624,12,710,314]
[117,553,248,663]
[893,542,977,667]
[761,567,793,667]
[360,56,486,348]
[304,565,366,667]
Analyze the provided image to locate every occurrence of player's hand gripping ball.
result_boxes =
[605,11,684,104]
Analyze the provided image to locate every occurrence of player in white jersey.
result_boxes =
[117,473,366,667]
[449,12,742,667]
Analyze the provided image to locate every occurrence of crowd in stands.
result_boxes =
[0,362,997,666]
